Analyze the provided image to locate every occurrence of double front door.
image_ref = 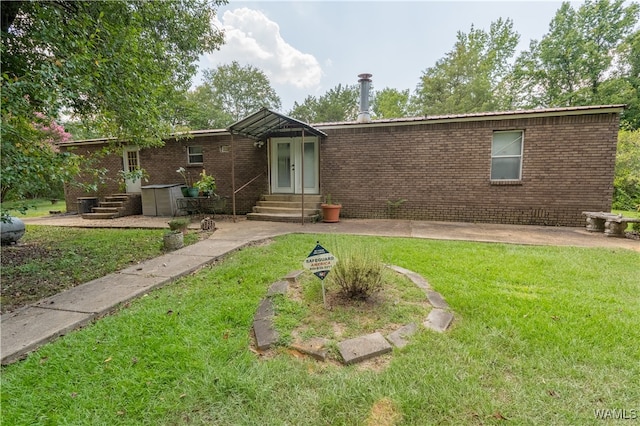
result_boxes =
[270,137,319,194]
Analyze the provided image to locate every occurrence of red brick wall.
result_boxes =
[62,135,267,215]
[318,112,619,226]
[62,111,619,226]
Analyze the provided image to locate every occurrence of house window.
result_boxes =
[491,131,523,181]
[188,146,203,164]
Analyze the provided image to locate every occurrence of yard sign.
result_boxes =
[303,242,338,307]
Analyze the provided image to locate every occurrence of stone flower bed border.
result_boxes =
[252,266,455,365]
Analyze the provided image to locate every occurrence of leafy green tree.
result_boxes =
[1,0,225,201]
[199,61,281,124]
[412,18,520,115]
[613,130,640,210]
[172,84,231,131]
[372,88,411,119]
[617,29,640,130]
[512,0,639,109]
[289,84,359,123]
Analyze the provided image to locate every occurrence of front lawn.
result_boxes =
[1,226,201,313]
[2,234,638,425]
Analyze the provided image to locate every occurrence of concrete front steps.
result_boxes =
[81,193,142,219]
[247,194,322,223]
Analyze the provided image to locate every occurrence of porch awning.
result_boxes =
[227,107,327,140]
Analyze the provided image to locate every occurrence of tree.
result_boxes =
[371,88,411,119]
[613,129,640,210]
[172,84,230,131]
[512,0,639,109]
[198,61,281,124]
[617,29,640,130]
[412,18,520,115]
[289,84,359,123]
[1,0,225,201]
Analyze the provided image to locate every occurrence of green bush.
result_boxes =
[329,246,384,300]
[613,130,640,210]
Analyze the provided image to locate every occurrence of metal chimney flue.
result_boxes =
[357,73,372,123]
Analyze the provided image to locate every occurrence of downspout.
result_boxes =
[267,137,272,195]
[231,133,236,222]
[301,128,305,226]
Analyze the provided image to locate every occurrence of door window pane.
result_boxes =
[277,143,291,187]
[303,142,315,188]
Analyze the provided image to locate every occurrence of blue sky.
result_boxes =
[197,1,583,111]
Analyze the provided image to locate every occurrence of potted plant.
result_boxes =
[176,167,196,197]
[321,194,342,223]
[194,169,216,197]
[168,218,190,234]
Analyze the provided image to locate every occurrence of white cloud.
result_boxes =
[200,8,322,90]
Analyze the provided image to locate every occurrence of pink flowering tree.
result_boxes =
[1,113,80,204]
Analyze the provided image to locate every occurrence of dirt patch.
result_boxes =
[261,270,431,369]
[0,230,214,314]
[1,242,67,313]
[366,398,402,426]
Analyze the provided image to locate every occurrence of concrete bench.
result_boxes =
[582,211,640,238]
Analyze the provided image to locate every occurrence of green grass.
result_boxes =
[1,226,201,312]
[612,209,640,231]
[1,234,638,425]
[1,198,66,218]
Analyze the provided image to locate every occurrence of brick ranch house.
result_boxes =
[60,103,624,227]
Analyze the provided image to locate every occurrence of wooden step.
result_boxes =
[97,201,124,208]
[81,212,119,219]
[92,207,120,214]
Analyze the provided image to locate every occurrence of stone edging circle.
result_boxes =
[252,266,455,364]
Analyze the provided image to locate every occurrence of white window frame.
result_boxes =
[187,146,203,165]
[491,130,523,181]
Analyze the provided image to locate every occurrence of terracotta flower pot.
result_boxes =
[321,204,342,223]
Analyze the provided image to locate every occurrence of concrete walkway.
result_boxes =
[2,215,638,365]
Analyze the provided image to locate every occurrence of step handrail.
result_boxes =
[234,171,265,194]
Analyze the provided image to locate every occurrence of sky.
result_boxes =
[197,1,583,112]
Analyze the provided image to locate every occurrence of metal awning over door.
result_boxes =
[226,108,326,224]
[227,107,326,140]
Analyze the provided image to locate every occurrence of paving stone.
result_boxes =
[254,298,274,321]
[253,318,279,350]
[283,270,304,283]
[337,332,392,365]
[386,323,418,348]
[387,265,430,291]
[426,290,449,309]
[290,337,330,361]
[424,309,454,333]
[267,281,289,297]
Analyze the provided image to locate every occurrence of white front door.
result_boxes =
[122,148,142,193]
[271,137,319,194]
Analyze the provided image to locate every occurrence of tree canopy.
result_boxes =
[289,84,359,123]
[371,88,411,119]
[1,0,226,201]
[412,18,520,115]
[181,61,281,128]
[511,0,639,116]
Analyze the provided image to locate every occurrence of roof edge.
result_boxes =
[60,105,625,146]
[314,104,626,129]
